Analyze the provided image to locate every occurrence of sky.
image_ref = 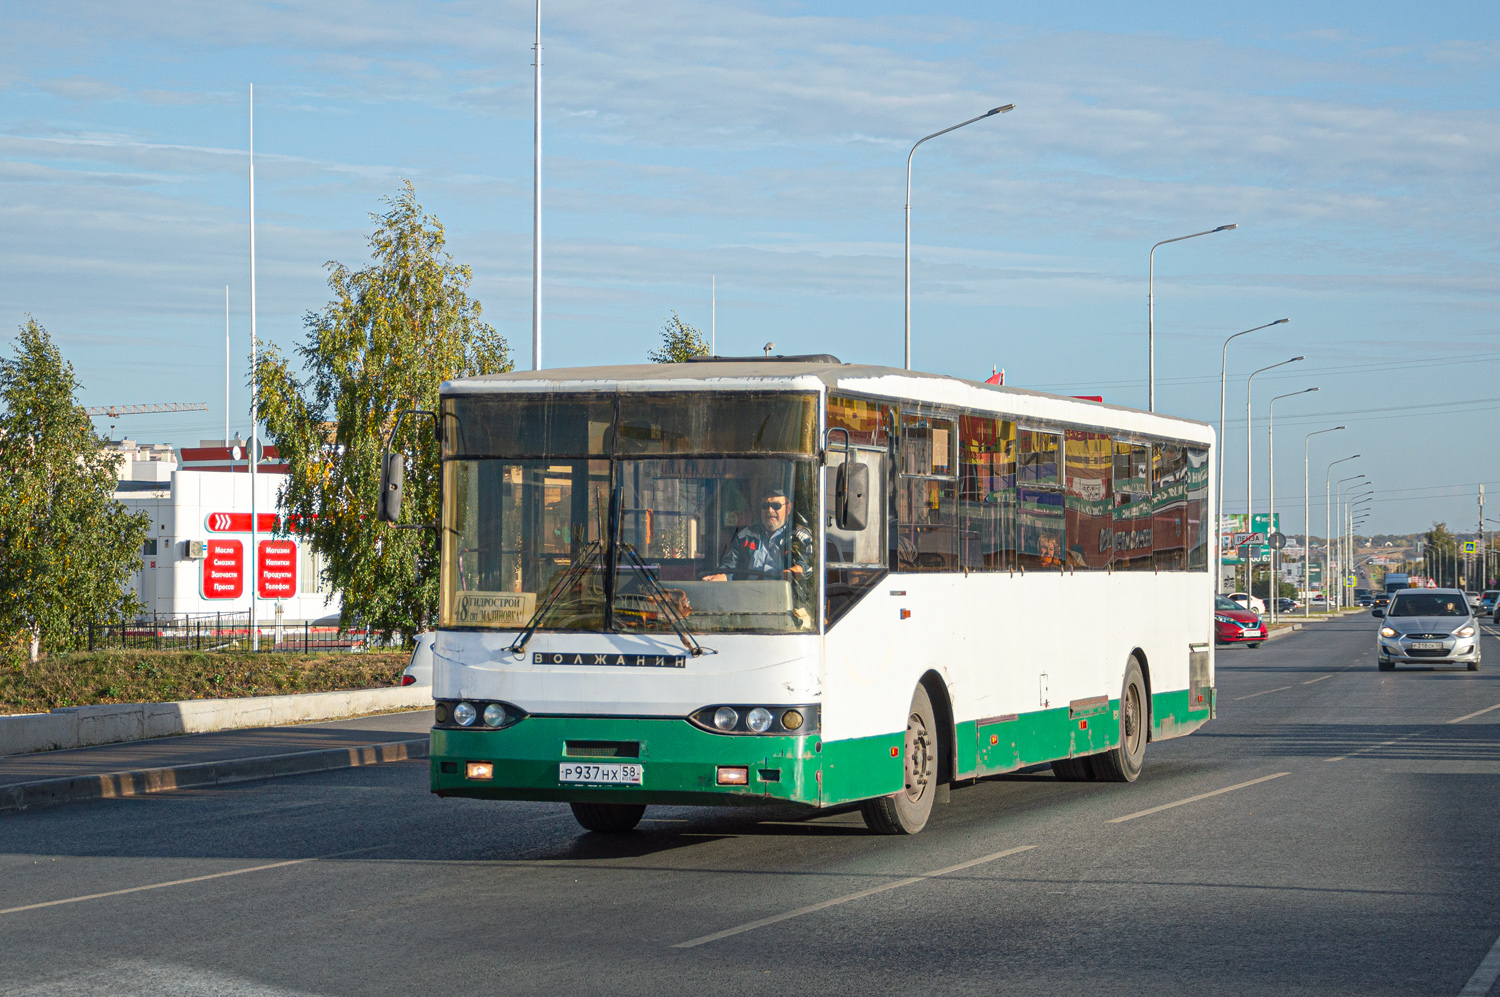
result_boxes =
[2,0,1497,537]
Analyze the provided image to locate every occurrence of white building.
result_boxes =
[117,441,339,623]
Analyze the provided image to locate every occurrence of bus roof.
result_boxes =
[442,360,1214,445]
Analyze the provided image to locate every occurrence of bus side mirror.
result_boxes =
[836,460,868,532]
[1371,609,1384,618]
[378,451,405,523]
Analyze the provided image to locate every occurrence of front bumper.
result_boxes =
[431,716,822,807]
[1378,637,1478,664]
[1216,624,1266,644]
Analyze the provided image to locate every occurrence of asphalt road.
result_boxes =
[4,614,1500,996]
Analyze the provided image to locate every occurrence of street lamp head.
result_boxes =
[1290,356,1305,362]
[987,104,1016,115]
[1303,387,1319,394]
[1273,317,1289,324]
[1215,224,1238,232]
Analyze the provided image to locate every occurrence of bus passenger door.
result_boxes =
[824,448,888,627]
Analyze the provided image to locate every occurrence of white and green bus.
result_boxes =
[404,357,1216,834]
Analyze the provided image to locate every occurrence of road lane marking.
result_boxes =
[1460,928,1500,995]
[1450,703,1500,725]
[1302,674,1333,685]
[1232,685,1293,701]
[672,844,1036,948]
[0,845,386,916]
[1105,773,1290,824]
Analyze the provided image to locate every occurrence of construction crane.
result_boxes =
[84,402,209,418]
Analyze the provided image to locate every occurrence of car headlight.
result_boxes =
[1214,615,1236,625]
[452,701,477,727]
[1455,625,1476,638]
[1379,626,1397,638]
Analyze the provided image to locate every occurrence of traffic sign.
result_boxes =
[1463,541,1477,554]
[1268,532,1287,550]
[1232,531,1266,547]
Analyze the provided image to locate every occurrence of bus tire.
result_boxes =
[1091,657,1147,783]
[1050,757,1095,781]
[569,802,646,833]
[860,684,938,835]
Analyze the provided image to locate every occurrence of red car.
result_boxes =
[1215,594,1266,648]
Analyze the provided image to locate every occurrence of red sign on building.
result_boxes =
[202,540,244,599]
[206,512,280,533]
[257,539,298,599]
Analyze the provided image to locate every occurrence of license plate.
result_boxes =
[1411,641,1444,650]
[559,762,643,785]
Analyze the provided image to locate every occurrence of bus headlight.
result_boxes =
[713,707,739,731]
[746,708,773,733]
[781,710,804,731]
[483,703,508,727]
[453,702,477,727]
[689,704,821,735]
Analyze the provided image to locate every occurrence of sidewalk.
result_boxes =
[0,708,432,813]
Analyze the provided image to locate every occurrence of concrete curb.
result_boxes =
[1264,623,1304,642]
[0,736,429,813]
[1,686,433,757]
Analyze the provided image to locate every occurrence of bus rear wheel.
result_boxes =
[860,684,938,835]
[1091,657,1147,783]
[569,802,646,833]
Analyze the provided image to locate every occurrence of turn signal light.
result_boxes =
[465,761,494,781]
[716,766,749,786]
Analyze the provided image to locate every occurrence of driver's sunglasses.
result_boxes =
[762,500,787,510]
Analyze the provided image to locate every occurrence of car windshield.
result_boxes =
[1215,595,1244,612]
[1387,593,1470,617]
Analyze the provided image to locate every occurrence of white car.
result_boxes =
[401,632,435,687]
[1229,592,1266,614]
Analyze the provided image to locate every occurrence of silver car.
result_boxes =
[1372,588,1481,672]
[401,632,435,687]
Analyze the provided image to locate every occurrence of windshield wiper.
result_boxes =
[617,543,714,657]
[509,540,602,656]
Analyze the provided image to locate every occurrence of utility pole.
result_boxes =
[248,83,259,652]
[531,0,543,371]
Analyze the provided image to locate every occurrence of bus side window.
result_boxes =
[1185,446,1211,571]
[959,415,1015,571]
[1064,431,1112,570]
[1017,428,1065,569]
[1112,440,1153,570]
[1152,442,1188,570]
[898,413,957,571]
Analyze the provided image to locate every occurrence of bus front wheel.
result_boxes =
[861,684,938,835]
[570,802,646,833]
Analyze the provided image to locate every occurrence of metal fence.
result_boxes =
[81,613,377,654]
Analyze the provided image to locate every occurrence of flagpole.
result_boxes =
[248,84,259,652]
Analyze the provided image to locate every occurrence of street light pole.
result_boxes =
[904,103,1014,371]
[1215,318,1289,594]
[1303,427,1345,618]
[531,0,543,370]
[1325,457,1361,611]
[1348,495,1373,605]
[1267,387,1318,623]
[1246,356,1303,596]
[1149,223,1237,411]
[1340,483,1373,608]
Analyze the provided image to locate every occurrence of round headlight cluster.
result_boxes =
[713,706,739,731]
[483,703,509,727]
[694,704,816,735]
[746,708,773,733]
[780,710,804,731]
[452,701,477,727]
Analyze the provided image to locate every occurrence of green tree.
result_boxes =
[0,318,149,661]
[256,181,511,641]
[648,312,710,363]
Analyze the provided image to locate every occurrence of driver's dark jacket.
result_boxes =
[717,521,814,577]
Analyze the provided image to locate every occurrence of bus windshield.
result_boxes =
[440,392,820,634]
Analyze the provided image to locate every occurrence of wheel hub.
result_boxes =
[904,712,931,802]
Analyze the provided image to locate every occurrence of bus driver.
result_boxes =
[703,487,814,581]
